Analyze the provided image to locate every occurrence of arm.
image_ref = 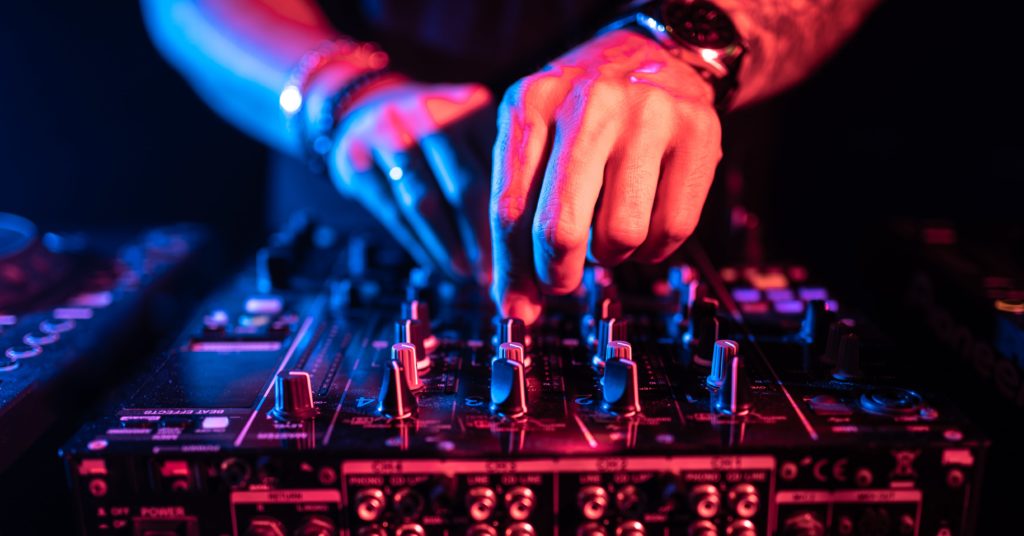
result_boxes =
[721,0,881,108]
[491,1,880,324]
[142,0,495,280]
[140,0,362,156]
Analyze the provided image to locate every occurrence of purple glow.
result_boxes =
[732,287,762,303]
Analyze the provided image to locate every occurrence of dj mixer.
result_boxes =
[62,216,986,535]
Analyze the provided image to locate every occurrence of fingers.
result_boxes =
[632,110,722,263]
[330,132,436,272]
[531,82,617,295]
[589,120,667,266]
[374,142,473,279]
[419,133,493,285]
[490,76,564,324]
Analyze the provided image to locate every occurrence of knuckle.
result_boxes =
[605,224,648,251]
[491,195,527,235]
[664,217,698,244]
[534,214,587,256]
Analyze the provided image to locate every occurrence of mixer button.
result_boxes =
[615,520,645,536]
[269,370,318,421]
[69,291,113,309]
[40,318,76,334]
[244,295,283,315]
[0,355,19,372]
[601,341,641,416]
[377,349,417,420]
[6,344,41,360]
[24,330,59,346]
[859,388,923,416]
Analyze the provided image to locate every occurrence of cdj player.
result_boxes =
[0,213,210,472]
[62,216,986,536]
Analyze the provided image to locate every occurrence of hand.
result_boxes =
[327,80,495,283]
[491,29,722,324]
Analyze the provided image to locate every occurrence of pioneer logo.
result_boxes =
[905,272,1024,408]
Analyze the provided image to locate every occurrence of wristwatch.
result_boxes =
[611,0,747,110]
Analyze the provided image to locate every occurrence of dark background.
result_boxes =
[0,0,1021,533]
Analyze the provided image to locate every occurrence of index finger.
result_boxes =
[490,77,561,325]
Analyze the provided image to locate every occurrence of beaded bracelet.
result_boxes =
[279,39,391,171]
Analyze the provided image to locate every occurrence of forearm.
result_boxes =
[717,0,881,109]
[140,0,357,155]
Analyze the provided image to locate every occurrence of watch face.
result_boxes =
[661,0,739,49]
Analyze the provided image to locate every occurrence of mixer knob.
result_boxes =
[270,371,318,421]
[498,342,526,365]
[594,317,628,370]
[822,319,854,365]
[377,348,417,420]
[491,349,528,419]
[402,298,437,354]
[799,300,835,359]
[685,298,719,367]
[707,340,739,389]
[667,264,698,320]
[601,341,641,417]
[496,317,533,369]
[497,317,527,346]
[392,342,423,391]
[832,332,863,381]
[714,355,751,416]
[395,319,431,372]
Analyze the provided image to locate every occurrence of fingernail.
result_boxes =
[502,292,542,326]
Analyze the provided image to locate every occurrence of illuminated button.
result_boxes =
[731,287,761,303]
[201,416,230,429]
[239,314,270,328]
[203,310,229,331]
[70,291,113,308]
[24,331,58,346]
[744,268,788,290]
[40,318,76,334]
[739,302,770,315]
[245,296,284,315]
[773,300,805,315]
[53,307,93,320]
[0,314,17,326]
[0,356,18,371]
[765,288,795,302]
[6,344,42,359]
[798,287,829,301]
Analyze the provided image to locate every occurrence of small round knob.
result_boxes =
[269,371,317,421]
